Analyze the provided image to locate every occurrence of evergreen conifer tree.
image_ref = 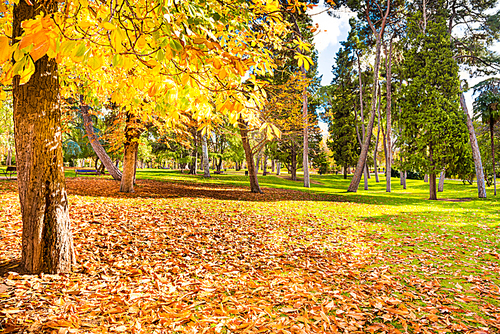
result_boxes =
[400,5,471,200]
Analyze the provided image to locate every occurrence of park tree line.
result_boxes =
[322,0,500,200]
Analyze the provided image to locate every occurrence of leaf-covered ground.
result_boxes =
[0,176,499,333]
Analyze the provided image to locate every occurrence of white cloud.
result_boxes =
[308,2,353,53]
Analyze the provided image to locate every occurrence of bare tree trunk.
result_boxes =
[120,112,140,192]
[263,155,268,175]
[460,93,486,198]
[424,174,429,183]
[429,144,436,200]
[348,2,390,192]
[438,169,445,192]
[202,134,210,178]
[238,118,262,193]
[79,96,122,180]
[374,125,380,183]
[291,144,297,181]
[277,161,281,175]
[271,159,275,173]
[429,173,437,200]
[355,54,369,190]
[303,91,310,188]
[374,90,382,183]
[6,146,12,166]
[14,0,74,274]
[490,118,497,196]
[403,171,407,189]
[385,36,394,193]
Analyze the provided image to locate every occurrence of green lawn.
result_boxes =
[1,169,498,332]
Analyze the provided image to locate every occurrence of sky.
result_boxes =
[307,1,500,124]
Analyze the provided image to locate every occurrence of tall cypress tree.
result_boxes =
[326,38,359,179]
[400,5,471,200]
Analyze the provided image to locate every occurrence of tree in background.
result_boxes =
[473,78,500,196]
[400,5,471,200]
[325,34,360,179]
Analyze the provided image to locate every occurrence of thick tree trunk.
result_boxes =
[14,0,74,274]
[429,173,437,200]
[348,32,386,192]
[79,96,122,180]
[303,91,310,188]
[490,118,497,196]
[438,169,445,192]
[460,93,486,198]
[238,118,262,193]
[202,134,210,178]
[120,112,140,192]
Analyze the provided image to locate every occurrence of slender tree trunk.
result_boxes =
[460,93,486,198]
[374,125,380,183]
[120,112,140,192]
[356,54,369,189]
[263,155,268,175]
[291,144,297,181]
[385,37,394,193]
[14,0,74,274]
[271,159,275,173]
[491,118,497,196]
[348,25,387,191]
[303,91,310,188]
[429,144,436,200]
[374,91,382,183]
[343,164,348,179]
[400,171,404,185]
[424,174,428,183]
[277,161,281,175]
[79,96,122,180]
[202,134,210,178]
[403,171,407,189]
[6,147,12,166]
[238,118,262,193]
[438,169,445,192]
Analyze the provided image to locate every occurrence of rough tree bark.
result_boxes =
[460,93,486,198]
[348,2,391,192]
[119,112,140,193]
[429,173,437,200]
[202,133,210,178]
[14,0,75,274]
[238,118,263,193]
[79,96,122,180]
